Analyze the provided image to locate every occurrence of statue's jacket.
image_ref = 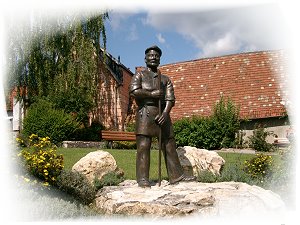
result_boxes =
[129,68,175,139]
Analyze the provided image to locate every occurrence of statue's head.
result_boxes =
[145,45,162,68]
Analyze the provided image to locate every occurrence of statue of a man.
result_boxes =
[130,45,196,187]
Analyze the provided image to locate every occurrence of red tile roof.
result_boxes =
[157,50,289,121]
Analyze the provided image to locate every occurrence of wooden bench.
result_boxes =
[273,137,290,148]
[101,130,136,148]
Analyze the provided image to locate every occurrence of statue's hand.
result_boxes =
[155,112,168,125]
[151,90,164,99]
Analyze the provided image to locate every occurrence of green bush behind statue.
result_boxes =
[174,96,240,150]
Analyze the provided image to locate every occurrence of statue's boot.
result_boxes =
[169,174,197,185]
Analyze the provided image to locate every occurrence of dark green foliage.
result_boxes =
[248,124,275,152]
[49,89,94,125]
[111,141,137,150]
[174,97,240,150]
[125,122,136,132]
[173,117,192,147]
[56,170,96,205]
[94,171,124,190]
[73,121,104,141]
[212,97,240,147]
[22,99,80,145]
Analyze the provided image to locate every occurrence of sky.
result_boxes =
[104,4,289,72]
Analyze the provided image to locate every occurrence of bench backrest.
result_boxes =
[101,130,136,141]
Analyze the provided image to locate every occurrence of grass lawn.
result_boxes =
[57,148,256,180]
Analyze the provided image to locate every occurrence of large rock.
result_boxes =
[95,180,285,218]
[177,146,225,176]
[72,150,121,184]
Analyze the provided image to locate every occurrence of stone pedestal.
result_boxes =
[95,180,285,218]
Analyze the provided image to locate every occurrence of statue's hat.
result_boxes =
[145,45,162,57]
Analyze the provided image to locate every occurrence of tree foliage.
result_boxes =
[7,12,108,124]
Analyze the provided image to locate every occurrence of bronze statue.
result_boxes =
[130,45,196,187]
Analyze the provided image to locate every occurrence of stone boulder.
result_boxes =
[95,180,285,218]
[177,146,225,176]
[72,150,123,184]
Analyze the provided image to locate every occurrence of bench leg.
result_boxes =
[108,141,113,149]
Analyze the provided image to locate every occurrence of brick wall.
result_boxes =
[117,67,132,130]
[91,63,133,131]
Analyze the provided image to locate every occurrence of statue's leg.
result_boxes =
[136,135,152,187]
[163,137,197,184]
[162,137,184,183]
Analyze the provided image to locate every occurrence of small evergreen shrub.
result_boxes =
[247,124,275,152]
[56,170,96,205]
[22,99,80,145]
[18,134,64,185]
[94,171,124,190]
[243,153,273,182]
[197,164,255,184]
[197,170,218,183]
[217,163,255,184]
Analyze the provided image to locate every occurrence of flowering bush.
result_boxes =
[16,137,26,147]
[243,153,273,182]
[18,134,64,185]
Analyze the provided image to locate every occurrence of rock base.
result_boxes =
[95,180,285,218]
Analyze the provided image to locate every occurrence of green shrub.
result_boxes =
[173,117,193,147]
[73,121,104,141]
[22,99,80,145]
[243,153,273,182]
[247,124,275,152]
[212,96,240,147]
[174,96,240,150]
[125,122,136,132]
[56,170,96,205]
[49,89,94,126]
[112,141,137,149]
[18,134,64,185]
[94,171,124,190]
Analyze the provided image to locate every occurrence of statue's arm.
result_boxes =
[163,100,174,114]
[131,89,162,99]
[130,72,157,99]
[155,77,175,125]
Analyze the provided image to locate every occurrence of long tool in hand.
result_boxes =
[157,70,162,187]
